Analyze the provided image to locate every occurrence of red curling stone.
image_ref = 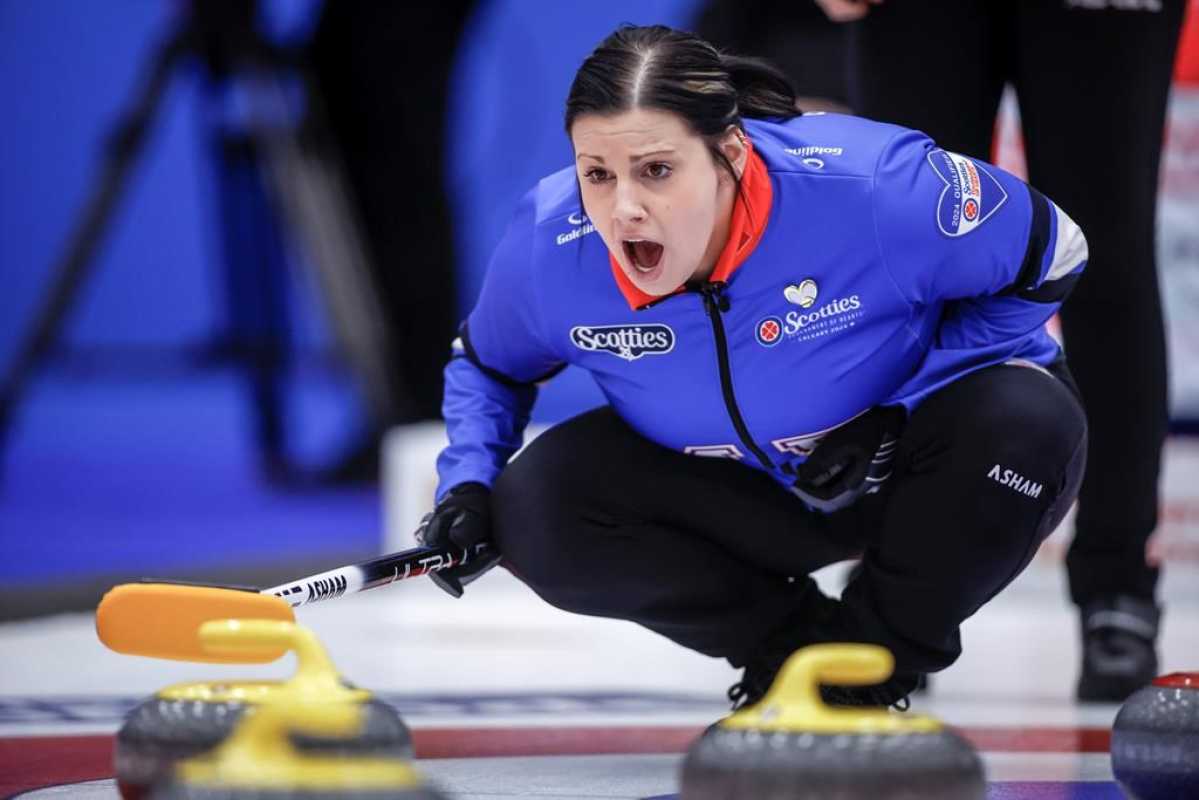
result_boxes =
[1110,672,1199,800]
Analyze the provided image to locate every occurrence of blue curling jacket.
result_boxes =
[435,113,1088,502]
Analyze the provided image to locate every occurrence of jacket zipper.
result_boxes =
[697,282,775,472]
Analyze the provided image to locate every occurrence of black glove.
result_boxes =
[414,482,500,598]
[791,406,905,513]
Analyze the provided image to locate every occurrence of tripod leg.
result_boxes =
[211,131,294,478]
[247,79,413,433]
[0,34,183,462]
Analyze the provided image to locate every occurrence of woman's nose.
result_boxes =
[613,185,647,225]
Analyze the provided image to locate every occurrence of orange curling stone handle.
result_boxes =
[97,583,295,663]
[95,543,487,662]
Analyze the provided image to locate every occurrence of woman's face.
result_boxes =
[571,108,744,296]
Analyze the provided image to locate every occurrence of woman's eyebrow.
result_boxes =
[630,148,676,162]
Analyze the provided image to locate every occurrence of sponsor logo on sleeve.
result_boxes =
[556,211,597,246]
[927,149,1007,237]
[570,324,675,361]
[783,145,843,171]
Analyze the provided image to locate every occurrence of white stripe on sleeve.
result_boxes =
[1046,203,1088,281]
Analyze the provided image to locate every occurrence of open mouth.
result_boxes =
[622,239,664,273]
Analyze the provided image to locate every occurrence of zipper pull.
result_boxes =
[712,282,731,312]
[700,282,731,314]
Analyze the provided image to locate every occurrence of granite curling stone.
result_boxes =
[116,620,412,800]
[680,644,985,800]
[150,673,445,800]
[1111,671,1199,800]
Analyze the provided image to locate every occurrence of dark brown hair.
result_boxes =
[565,25,801,177]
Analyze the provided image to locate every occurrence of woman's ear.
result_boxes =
[719,125,749,180]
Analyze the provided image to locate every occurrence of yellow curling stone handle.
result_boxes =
[175,679,421,790]
[721,643,942,734]
[158,619,370,705]
[174,619,419,790]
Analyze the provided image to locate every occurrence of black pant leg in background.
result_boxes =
[843,364,1088,674]
[694,0,851,108]
[1012,0,1185,608]
[847,0,1010,158]
[491,407,870,666]
[309,2,475,423]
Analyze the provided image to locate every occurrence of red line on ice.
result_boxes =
[0,724,1111,794]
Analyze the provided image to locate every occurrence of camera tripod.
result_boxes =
[0,0,410,480]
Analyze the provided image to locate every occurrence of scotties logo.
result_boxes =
[756,316,783,347]
[755,295,865,347]
[927,149,1007,237]
[570,324,675,361]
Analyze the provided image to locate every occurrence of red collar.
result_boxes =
[608,141,773,310]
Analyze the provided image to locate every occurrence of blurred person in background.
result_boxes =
[694,0,850,112]
[815,0,1187,701]
[308,1,476,481]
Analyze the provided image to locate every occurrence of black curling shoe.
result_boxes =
[726,585,843,711]
[820,673,921,711]
[1076,594,1161,703]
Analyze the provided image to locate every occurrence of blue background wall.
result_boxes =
[0,0,701,604]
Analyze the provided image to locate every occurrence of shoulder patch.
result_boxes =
[926,149,1007,237]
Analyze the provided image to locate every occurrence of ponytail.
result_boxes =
[720,53,802,120]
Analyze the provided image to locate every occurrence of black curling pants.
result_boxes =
[492,363,1087,676]
[847,0,1185,608]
